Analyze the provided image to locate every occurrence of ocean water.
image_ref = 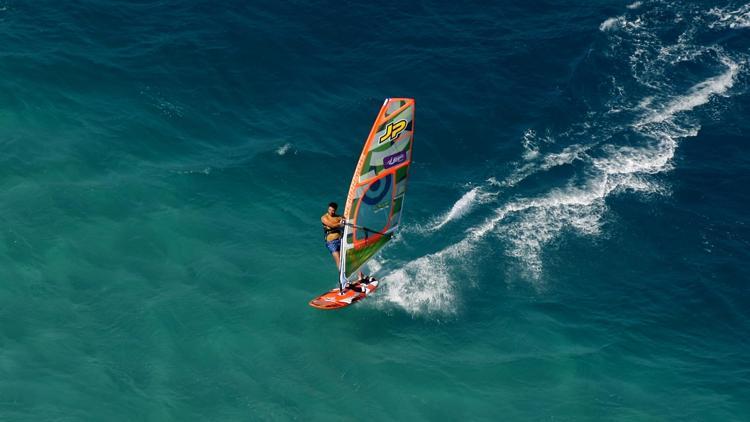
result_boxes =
[1,0,749,420]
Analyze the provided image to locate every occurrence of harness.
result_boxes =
[323,218,344,241]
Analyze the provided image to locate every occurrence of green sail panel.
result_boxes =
[345,234,392,277]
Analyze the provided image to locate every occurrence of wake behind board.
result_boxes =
[309,279,379,310]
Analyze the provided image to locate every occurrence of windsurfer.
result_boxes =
[321,202,371,291]
[321,202,345,269]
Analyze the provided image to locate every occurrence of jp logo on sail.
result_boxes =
[378,119,408,144]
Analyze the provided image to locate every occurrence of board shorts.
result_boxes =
[325,238,341,254]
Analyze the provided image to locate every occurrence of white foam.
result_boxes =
[486,129,592,190]
[600,16,625,32]
[624,57,740,184]
[473,169,662,281]
[430,187,494,231]
[501,143,590,188]
[637,58,739,126]
[594,143,676,175]
[276,143,292,155]
[627,1,642,10]
[708,4,750,29]
[374,217,481,314]
[521,129,540,160]
[499,197,605,280]
[427,145,598,231]
[375,251,459,315]
[637,96,654,109]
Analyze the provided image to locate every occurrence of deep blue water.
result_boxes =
[1,0,749,420]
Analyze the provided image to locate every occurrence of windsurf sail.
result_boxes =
[338,98,415,291]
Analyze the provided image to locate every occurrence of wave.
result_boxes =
[520,128,554,160]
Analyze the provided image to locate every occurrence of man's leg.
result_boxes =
[331,250,340,270]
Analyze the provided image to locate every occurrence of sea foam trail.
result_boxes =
[379,4,745,314]
[427,123,604,235]
[427,136,592,234]
[379,56,741,314]
[498,143,592,188]
[429,187,497,231]
[494,57,738,279]
[636,58,739,127]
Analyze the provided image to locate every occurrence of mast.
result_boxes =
[337,224,349,292]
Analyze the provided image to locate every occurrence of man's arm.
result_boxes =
[322,215,345,229]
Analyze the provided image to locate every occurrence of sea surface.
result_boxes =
[1,0,749,420]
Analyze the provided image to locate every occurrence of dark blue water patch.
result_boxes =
[675,120,750,226]
[699,91,750,138]
[600,193,750,347]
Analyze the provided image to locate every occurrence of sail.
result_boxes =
[338,98,415,290]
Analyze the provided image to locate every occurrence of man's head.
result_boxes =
[328,202,338,216]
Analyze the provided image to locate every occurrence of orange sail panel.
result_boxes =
[338,98,415,289]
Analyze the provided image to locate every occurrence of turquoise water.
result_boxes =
[1,0,749,420]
